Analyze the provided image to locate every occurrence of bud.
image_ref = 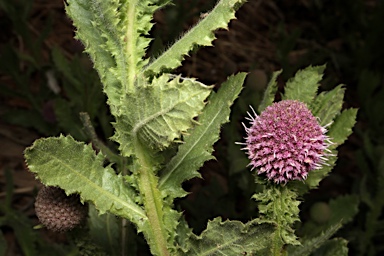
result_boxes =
[35,186,88,232]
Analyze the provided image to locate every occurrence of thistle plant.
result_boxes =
[24,0,358,255]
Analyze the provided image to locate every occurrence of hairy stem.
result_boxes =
[135,141,170,256]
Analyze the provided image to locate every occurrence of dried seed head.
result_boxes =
[243,100,332,183]
[35,186,88,232]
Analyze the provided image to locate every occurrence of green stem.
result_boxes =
[135,142,170,256]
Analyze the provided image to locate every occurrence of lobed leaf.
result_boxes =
[24,135,147,227]
[158,73,246,199]
[310,85,345,126]
[328,108,358,147]
[258,70,282,113]
[283,65,325,104]
[144,0,247,76]
[184,218,276,256]
[113,74,212,157]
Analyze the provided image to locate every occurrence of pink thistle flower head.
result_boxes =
[243,100,331,184]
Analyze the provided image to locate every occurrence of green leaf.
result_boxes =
[158,73,246,198]
[66,0,170,114]
[24,135,147,227]
[287,223,342,256]
[258,70,282,113]
[310,85,345,126]
[65,0,123,116]
[113,74,212,157]
[283,65,325,104]
[184,218,276,256]
[328,108,358,147]
[144,0,246,76]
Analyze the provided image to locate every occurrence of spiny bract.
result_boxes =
[243,100,331,183]
[35,186,88,232]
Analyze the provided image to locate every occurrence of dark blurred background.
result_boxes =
[1,0,383,255]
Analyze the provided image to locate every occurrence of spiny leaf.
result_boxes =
[66,0,123,116]
[287,223,343,256]
[113,74,212,157]
[184,218,276,256]
[24,135,147,226]
[310,85,345,126]
[283,65,325,104]
[258,70,282,113]
[144,0,247,76]
[328,108,358,148]
[158,73,246,199]
[66,0,170,115]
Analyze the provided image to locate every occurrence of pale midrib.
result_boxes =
[38,149,147,221]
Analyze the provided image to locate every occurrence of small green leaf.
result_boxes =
[113,74,212,157]
[184,218,276,256]
[24,135,147,226]
[158,73,246,198]
[283,65,325,104]
[144,0,246,75]
[328,108,358,147]
[258,70,282,113]
[310,85,345,126]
